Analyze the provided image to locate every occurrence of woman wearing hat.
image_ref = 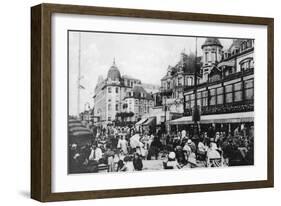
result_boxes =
[163,152,181,169]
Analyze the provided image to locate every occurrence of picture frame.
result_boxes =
[31,3,274,202]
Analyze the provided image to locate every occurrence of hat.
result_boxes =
[168,152,176,159]
[176,145,182,150]
[210,142,218,150]
[71,143,77,149]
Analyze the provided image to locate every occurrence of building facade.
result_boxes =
[178,38,254,134]
[93,60,158,126]
[160,52,201,114]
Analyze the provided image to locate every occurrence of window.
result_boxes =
[108,87,111,93]
[209,89,216,106]
[185,94,195,110]
[205,52,209,63]
[189,77,194,86]
[115,104,119,111]
[225,85,233,103]
[178,77,182,86]
[217,87,224,105]
[190,94,195,108]
[202,91,208,106]
[108,117,111,121]
[241,42,246,50]
[108,104,111,111]
[115,87,119,93]
[245,79,254,100]
[234,82,243,102]
[247,40,253,48]
[211,52,216,62]
[196,92,201,106]
[240,58,253,71]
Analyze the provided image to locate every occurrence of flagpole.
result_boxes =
[77,32,81,119]
[193,37,199,138]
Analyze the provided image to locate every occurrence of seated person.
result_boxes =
[163,152,181,169]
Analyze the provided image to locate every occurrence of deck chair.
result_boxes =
[209,158,222,167]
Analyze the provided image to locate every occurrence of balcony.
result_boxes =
[160,87,173,96]
[201,100,254,115]
[184,100,254,116]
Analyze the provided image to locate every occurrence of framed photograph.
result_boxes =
[31,3,274,202]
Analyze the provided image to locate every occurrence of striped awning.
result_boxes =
[135,118,148,126]
[68,119,92,136]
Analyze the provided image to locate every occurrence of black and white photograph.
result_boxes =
[68,31,255,174]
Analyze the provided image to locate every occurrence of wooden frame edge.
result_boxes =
[31,4,43,201]
[31,3,274,202]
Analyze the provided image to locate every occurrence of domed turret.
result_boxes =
[201,37,223,66]
[107,58,121,81]
[201,38,223,49]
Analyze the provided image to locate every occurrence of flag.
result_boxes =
[79,84,85,89]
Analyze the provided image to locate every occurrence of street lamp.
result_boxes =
[192,37,201,140]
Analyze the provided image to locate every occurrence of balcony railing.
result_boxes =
[201,101,254,115]
[184,100,254,116]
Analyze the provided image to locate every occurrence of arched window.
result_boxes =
[239,58,254,71]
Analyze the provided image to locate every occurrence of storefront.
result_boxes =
[169,111,254,137]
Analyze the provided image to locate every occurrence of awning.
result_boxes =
[169,116,192,125]
[169,112,254,125]
[69,127,91,133]
[217,61,235,68]
[200,112,254,124]
[143,117,156,126]
[135,118,148,126]
[68,118,92,136]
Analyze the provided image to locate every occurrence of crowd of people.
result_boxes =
[69,124,254,173]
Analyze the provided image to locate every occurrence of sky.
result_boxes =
[68,31,233,116]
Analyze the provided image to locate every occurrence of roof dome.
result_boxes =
[201,38,223,49]
[107,59,121,81]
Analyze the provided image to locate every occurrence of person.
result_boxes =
[183,139,192,159]
[88,143,103,162]
[175,145,187,165]
[117,135,128,155]
[133,153,143,171]
[163,152,181,169]
[206,142,221,167]
[185,139,197,167]
[117,159,127,172]
[197,138,207,161]
[104,145,115,172]
[147,137,162,160]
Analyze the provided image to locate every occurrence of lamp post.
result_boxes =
[163,95,167,133]
[192,37,201,140]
